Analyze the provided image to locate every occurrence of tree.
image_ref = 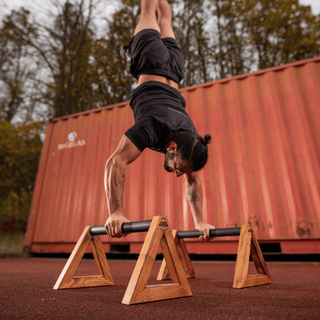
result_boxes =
[90,0,140,105]
[16,0,139,118]
[173,0,212,87]
[208,0,254,79]
[1,1,109,119]
[245,0,320,70]
[40,0,99,117]
[0,121,43,231]
[0,8,39,122]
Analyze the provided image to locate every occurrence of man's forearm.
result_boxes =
[104,157,126,215]
[185,179,204,226]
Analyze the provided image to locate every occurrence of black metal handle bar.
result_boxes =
[89,220,152,236]
[89,220,241,238]
[177,227,241,238]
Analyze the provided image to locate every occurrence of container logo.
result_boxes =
[68,132,77,142]
[58,132,86,150]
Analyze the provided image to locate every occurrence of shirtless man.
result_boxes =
[104,0,215,241]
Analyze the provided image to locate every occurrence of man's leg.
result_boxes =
[134,0,160,35]
[157,0,175,39]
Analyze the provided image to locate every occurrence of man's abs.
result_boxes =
[138,74,179,90]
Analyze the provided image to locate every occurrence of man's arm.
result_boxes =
[104,135,142,238]
[184,171,215,241]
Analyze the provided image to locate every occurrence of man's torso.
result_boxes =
[125,81,196,153]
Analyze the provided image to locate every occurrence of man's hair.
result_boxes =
[164,132,212,172]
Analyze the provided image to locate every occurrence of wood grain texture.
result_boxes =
[58,275,113,289]
[160,236,180,283]
[122,216,192,305]
[92,236,114,282]
[90,238,103,275]
[54,225,93,289]
[233,225,252,288]
[122,216,163,304]
[157,230,196,281]
[53,225,113,290]
[178,235,196,278]
[242,275,273,288]
[233,224,273,289]
[132,284,190,304]
[251,233,272,280]
[162,227,192,294]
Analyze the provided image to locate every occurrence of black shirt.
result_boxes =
[125,81,197,154]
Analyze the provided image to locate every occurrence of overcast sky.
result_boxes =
[299,0,320,13]
[3,0,320,17]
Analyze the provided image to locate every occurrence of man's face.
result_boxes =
[165,151,192,177]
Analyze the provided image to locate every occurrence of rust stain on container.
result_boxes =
[25,57,320,253]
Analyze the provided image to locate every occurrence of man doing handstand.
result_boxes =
[104,0,215,241]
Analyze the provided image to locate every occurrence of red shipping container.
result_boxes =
[25,57,320,254]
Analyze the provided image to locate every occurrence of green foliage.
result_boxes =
[43,1,97,117]
[244,0,320,69]
[0,121,42,231]
[173,0,212,86]
[0,8,39,122]
[207,0,252,79]
[89,0,140,105]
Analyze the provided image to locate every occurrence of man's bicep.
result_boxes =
[112,135,142,165]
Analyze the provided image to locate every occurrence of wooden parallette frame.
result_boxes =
[53,225,114,290]
[122,216,192,305]
[157,224,272,289]
[53,216,192,305]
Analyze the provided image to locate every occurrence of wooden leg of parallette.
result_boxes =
[233,224,272,289]
[122,216,192,305]
[53,225,113,290]
[157,229,196,280]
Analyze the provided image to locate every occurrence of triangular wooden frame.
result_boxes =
[122,216,192,305]
[233,224,273,288]
[157,229,196,280]
[53,225,114,289]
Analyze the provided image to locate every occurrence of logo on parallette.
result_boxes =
[58,132,86,150]
[159,221,168,228]
[159,218,169,232]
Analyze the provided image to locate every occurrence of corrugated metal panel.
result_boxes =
[25,57,320,252]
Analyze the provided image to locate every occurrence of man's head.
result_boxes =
[164,132,212,176]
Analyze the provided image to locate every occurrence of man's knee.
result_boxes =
[158,17,172,29]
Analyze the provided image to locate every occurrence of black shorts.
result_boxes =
[124,29,185,84]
